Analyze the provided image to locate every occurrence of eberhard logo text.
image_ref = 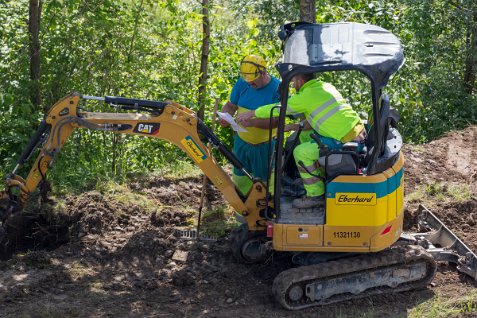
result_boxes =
[181,136,207,163]
[336,193,376,205]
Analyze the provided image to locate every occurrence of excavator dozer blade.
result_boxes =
[414,204,477,280]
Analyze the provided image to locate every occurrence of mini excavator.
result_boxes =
[1,22,476,309]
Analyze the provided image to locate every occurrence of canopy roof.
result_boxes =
[276,22,404,88]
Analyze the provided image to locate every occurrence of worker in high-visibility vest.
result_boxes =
[237,73,366,208]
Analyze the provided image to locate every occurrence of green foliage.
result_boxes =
[407,181,472,209]
[0,94,40,180]
[199,205,239,237]
[314,0,477,143]
[1,0,477,193]
[409,291,477,318]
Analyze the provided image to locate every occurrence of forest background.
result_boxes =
[0,0,476,193]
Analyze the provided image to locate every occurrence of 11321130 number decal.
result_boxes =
[333,231,361,239]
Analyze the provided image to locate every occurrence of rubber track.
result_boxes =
[272,245,437,310]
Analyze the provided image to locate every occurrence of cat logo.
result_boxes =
[181,135,207,163]
[133,123,160,135]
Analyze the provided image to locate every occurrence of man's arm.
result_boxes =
[284,120,311,132]
[245,117,279,129]
[219,101,238,127]
[235,107,279,129]
[236,100,280,127]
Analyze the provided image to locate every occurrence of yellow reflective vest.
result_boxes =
[255,80,360,141]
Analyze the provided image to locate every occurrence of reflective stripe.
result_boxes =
[313,104,348,132]
[302,176,323,185]
[309,97,339,119]
[297,162,319,174]
[306,97,344,130]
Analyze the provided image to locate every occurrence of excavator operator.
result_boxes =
[237,73,366,208]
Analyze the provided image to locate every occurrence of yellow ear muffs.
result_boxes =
[240,55,267,82]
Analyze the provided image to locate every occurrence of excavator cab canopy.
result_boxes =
[272,21,404,207]
[276,21,404,89]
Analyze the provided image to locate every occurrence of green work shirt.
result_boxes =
[255,80,360,141]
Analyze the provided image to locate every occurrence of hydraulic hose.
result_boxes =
[196,120,253,180]
[14,120,49,173]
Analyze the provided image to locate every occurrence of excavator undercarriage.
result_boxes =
[273,245,436,310]
[231,204,477,309]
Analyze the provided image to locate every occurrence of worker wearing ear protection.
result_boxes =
[219,55,280,195]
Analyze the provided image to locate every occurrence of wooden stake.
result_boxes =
[197,97,219,239]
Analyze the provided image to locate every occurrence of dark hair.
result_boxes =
[300,73,315,83]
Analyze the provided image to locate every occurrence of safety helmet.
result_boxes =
[240,55,267,82]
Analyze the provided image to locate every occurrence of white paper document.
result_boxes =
[217,112,247,132]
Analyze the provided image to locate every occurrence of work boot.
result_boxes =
[292,195,325,208]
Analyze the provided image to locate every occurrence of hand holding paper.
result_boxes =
[217,112,247,132]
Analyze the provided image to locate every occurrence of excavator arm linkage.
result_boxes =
[1,93,268,230]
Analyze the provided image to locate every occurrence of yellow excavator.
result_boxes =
[1,22,476,309]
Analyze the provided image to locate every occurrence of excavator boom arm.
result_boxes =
[2,93,268,229]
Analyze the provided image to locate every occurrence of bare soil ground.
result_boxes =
[1,126,477,318]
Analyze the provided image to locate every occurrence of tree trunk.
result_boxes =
[464,9,477,94]
[197,0,211,120]
[299,0,316,23]
[127,0,144,64]
[28,0,43,109]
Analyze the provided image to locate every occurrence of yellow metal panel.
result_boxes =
[272,224,284,250]
[382,167,397,221]
[285,225,323,246]
[369,212,403,252]
[272,224,323,250]
[396,181,404,214]
[327,195,389,226]
[273,222,394,252]
[323,225,373,248]
[325,152,405,228]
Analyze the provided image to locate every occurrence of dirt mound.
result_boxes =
[403,125,477,194]
[129,176,223,207]
[1,126,477,317]
[403,126,477,243]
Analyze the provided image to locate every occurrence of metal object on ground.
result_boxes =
[197,98,220,240]
[414,204,477,280]
[174,229,217,242]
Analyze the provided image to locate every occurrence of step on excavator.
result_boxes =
[1,22,476,309]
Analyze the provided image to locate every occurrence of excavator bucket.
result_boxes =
[413,204,477,280]
[0,190,19,244]
[0,191,17,222]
